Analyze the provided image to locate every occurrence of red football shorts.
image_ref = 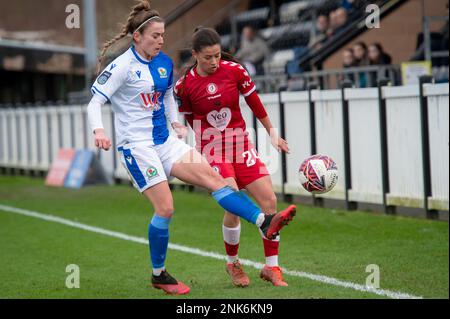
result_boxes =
[202,137,269,189]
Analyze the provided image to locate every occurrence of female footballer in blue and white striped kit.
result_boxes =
[86,0,296,295]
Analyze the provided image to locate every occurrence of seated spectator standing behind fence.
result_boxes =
[368,43,392,86]
[308,14,329,50]
[326,10,338,38]
[333,7,349,35]
[341,0,354,11]
[352,42,369,87]
[326,7,349,39]
[368,43,392,65]
[235,25,270,76]
[340,48,356,84]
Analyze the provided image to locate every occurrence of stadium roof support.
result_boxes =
[83,0,98,90]
[0,38,85,55]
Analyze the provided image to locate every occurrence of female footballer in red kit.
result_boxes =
[175,27,293,287]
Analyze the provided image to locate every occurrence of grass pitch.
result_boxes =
[0,176,448,299]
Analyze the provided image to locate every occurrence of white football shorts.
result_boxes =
[118,136,193,193]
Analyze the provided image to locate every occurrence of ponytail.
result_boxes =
[97,0,162,74]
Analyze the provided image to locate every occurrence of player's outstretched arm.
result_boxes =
[258,116,290,154]
[87,97,111,151]
[244,91,290,153]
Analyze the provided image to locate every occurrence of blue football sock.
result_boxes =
[148,214,171,272]
[211,186,261,224]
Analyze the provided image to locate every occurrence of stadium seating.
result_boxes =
[263,49,295,75]
[216,6,270,36]
[279,0,328,24]
[235,6,271,30]
[215,0,447,90]
[217,0,345,77]
[262,21,313,50]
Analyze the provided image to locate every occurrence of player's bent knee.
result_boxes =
[155,204,175,218]
[224,211,240,227]
[229,213,240,224]
[261,194,278,214]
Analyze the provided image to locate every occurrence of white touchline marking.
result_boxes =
[0,203,422,299]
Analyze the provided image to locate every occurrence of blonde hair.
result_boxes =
[97,0,163,73]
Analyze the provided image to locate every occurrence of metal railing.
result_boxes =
[289,64,400,90]
[423,15,449,62]
[253,64,400,92]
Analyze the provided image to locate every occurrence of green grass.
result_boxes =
[0,176,448,299]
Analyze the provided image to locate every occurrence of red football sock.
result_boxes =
[262,236,280,267]
[224,242,239,258]
[223,224,240,263]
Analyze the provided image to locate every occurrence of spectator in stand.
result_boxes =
[368,43,392,65]
[340,48,356,84]
[352,41,368,87]
[334,7,349,35]
[308,14,329,50]
[326,10,338,38]
[343,48,356,68]
[341,0,354,11]
[353,41,369,65]
[235,25,270,76]
[327,7,349,38]
[342,0,367,12]
[368,43,392,86]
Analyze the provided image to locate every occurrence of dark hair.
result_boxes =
[370,42,384,53]
[354,41,367,51]
[368,42,389,65]
[178,27,240,94]
[97,0,163,73]
[191,27,238,62]
[343,48,353,54]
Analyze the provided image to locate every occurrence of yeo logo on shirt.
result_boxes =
[206,107,231,131]
[140,92,162,111]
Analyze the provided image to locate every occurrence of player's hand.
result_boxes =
[93,128,111,151]
[172,122,188,139]
[271,135,290,154]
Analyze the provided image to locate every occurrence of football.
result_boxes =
[299,154,338,194]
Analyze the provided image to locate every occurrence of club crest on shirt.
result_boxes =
[206,83,218,95]
[140,92,162,111]
[158,67,168,78]
[97,71,112,85]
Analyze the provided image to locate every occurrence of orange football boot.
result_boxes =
[260,265,288,286]
[225,260,250,287]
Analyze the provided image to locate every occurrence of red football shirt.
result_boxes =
[174,60,258,152]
